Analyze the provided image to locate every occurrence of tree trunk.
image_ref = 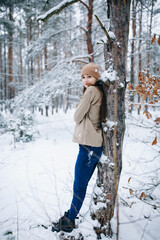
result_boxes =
[37,21,41,79]
[0,42,3,100]
[27,17,34,85]
[19,18,23,87]
[4,40,7,100]
[53,41,57,67]
[86,0,94,62]
[146,0,154,72]
[8,6,14,99]
[129,0,137,112]
[45,106,49,116]
[30,19,34,85]
[44,45,48,71]
[90,0,131,238]
[138,1,142,115]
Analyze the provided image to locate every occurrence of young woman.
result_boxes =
[52,62,106,233]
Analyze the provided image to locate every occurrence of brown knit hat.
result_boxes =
[81,63,100,80]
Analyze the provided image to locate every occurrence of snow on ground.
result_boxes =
[117,112,160,240]
[0,109,160,240]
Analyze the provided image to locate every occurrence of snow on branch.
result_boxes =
[94,15,111,41]
[154,8,160,15]
[10,62,80,110]
[37,0,79,22]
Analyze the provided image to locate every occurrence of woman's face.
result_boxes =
[81,74,97,88]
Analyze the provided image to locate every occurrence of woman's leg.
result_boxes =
[68,144,102,221]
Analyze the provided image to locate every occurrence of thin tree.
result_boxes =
[146,0,154,72]
[138,1,142,114]
[129,0,137,112]
[19,17,23,86]
[8,6,14,99]
[37,21,41,79]
[0,42,3,100]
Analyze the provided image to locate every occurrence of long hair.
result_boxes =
[82,80,107,123]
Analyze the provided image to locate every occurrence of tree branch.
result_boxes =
[78,0,89,11]
[37,0,79,22]
[43,0,49,10]
[76,25,87,33]
[94,15,111,41]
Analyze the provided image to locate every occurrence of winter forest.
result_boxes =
[0,0,160,239]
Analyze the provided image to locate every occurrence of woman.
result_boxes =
[52,63,106,233]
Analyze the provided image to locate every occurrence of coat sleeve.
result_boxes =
[74,87,93,123]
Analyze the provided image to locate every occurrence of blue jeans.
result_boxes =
[68,144,103,221]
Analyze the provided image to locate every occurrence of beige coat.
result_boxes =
[72,86,103,147]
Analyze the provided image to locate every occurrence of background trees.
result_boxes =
[0,0,159,112]
[0,0,109,107]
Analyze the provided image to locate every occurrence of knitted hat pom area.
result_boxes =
[81,63,100,80]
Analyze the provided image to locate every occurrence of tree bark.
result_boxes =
[86,0,94,62]
[8,6,14,99]
[90,0,131,238]
[129,0,137,112]
[27,17,34,85]
[4,40,7,100]
[19,18,23,86]
[44,44,48,71]
[138,1,142,114]
[146,0,154,72]
[0,42,3,100]
[37,21,41,79]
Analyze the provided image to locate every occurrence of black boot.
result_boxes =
[52,211,75,233]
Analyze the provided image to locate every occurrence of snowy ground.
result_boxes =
[0,109,160,240]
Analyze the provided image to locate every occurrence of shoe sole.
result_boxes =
[51,224,74,233]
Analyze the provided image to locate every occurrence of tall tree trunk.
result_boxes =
[138,1,142,115]
[145,0,154,112]
[44,45,48,71]
[8,6,14,99]
[86,0,94,62]
[4,40,7,100]
[0,42,3,100]
[90,0,131,238]
[53,41,57,67]
[30,19,34,85]
[19,18,23,87]
[37,21,41,79]
[37,55,41,79]
[146,0,154,72]
[27,17,34,85]
[129,0,137,112]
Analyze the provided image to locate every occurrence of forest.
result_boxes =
[0,0,160,240]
